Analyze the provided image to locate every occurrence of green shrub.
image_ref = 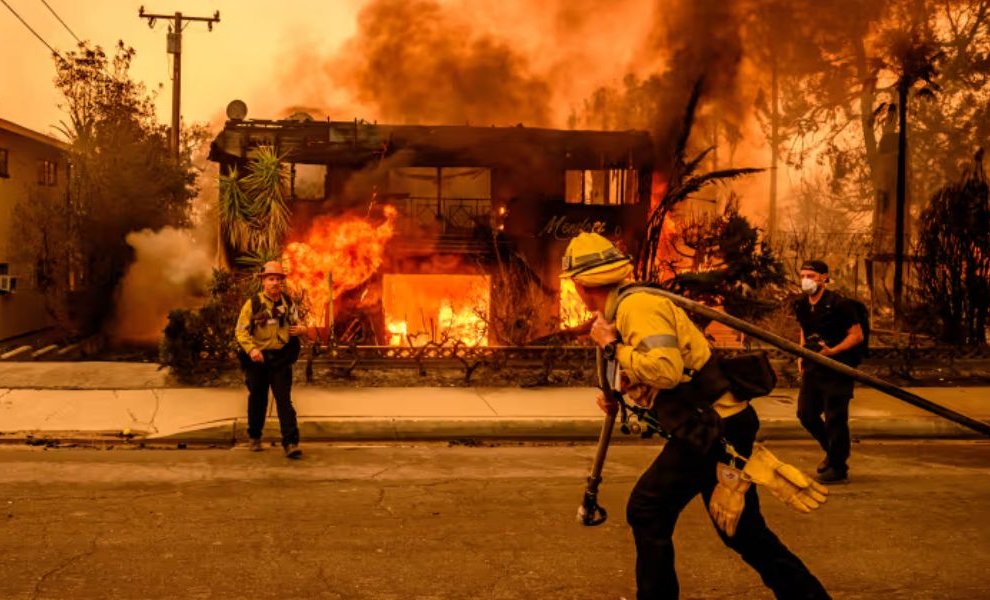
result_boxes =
[160,269,257,375]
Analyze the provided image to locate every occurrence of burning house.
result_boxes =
[209,105,654,347]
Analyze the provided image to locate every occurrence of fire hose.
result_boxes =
[577,347,617,526]
[578,287,990,527]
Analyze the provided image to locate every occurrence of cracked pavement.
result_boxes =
[0,440,988,599]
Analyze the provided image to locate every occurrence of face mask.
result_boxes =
[801,278,819,295]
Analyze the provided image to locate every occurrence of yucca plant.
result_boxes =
[217,146,291,258]
[218,166,255,253]
[241,146,291,255]
[234,248,284,270]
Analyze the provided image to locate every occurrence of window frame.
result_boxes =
[36,159,58,186]
[564,168,638,205]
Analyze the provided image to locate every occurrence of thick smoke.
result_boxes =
[646,0,745,149]
[267,0,762,219]
[313,0,749,154]
[109,224,215,345]
[331,0,552,126]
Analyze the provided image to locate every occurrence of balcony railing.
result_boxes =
[392,197,492,234]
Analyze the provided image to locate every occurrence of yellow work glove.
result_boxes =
[741,444,828,513]
[708,462,750,537]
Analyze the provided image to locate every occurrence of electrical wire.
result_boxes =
[38,0,80,43]
[1,0,62,57]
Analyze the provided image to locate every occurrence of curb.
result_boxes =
[1,418,983,446]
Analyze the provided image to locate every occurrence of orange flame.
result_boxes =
[650,171,667,213]
[383,274,489,346]
[559,278,593,329]
[282,205,398,326]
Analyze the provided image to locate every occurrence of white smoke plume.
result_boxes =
[109,225,215,345]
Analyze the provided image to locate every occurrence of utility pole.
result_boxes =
[138,6,220,157]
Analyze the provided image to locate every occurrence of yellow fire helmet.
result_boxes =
[560,232,634,287]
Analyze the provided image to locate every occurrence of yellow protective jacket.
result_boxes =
[234,293,294,354]
[604,285,747,418]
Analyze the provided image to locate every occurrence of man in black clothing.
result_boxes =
[793,260,864,483]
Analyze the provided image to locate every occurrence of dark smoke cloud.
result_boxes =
[331,0,552,126]
[277,0,749,166]
[646,0,745,166]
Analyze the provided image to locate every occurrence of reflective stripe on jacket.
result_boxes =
[604,286,747,418]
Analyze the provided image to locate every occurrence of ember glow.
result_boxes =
[383,274,490,346]
[559,278,593,328]
[282,206,398,326]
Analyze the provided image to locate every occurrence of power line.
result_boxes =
[39,0,80,43]
[1,0,62,57]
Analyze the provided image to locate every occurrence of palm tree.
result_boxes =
[638,79,763,282]
[878,31,942,324]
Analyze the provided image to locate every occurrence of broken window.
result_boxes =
[565,169,638,205]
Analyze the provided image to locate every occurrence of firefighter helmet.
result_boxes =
[560,232,632,284]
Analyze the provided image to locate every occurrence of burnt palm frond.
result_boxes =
[637,76,764,282]
[669,168,766,203]
[681,146,716,179]
[669,78,705,171]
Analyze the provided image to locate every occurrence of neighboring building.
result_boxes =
[0,118,69,342]
[210,111,655,343]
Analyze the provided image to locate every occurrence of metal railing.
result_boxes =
[392,197,492,234]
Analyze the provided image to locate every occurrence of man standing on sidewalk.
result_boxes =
[793,260,865,483]
[235,261,307,459]
[563,232,830,600]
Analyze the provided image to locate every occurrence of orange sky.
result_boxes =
[0,0,362,135]
[1,0,786,225]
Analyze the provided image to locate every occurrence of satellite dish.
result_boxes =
[226,99,248,121]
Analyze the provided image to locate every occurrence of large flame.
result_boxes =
[559,278,593,329]
[282,205,397,326]
[650,171,667,214]
[383,274,489,346]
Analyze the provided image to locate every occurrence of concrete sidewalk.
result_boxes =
[1,381,988,443]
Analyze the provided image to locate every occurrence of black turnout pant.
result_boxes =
[243,353,299,447]
[626,405,830,600]
[797,369,853,473]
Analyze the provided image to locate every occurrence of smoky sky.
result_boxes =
[646,0,745,166]
[333,0,553,127]
[330,0,745,144]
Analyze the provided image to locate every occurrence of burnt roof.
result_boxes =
[209,118,654,170]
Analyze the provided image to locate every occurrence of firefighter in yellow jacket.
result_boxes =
[562,232,829,600]
[234,261,307,458]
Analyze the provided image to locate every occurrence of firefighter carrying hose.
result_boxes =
[562,232,830,600]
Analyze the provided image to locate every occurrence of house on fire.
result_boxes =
[208,106,656,344]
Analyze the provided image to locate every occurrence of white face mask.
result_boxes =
[800,278,819,295]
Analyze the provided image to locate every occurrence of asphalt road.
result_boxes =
[1,440,988,599]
